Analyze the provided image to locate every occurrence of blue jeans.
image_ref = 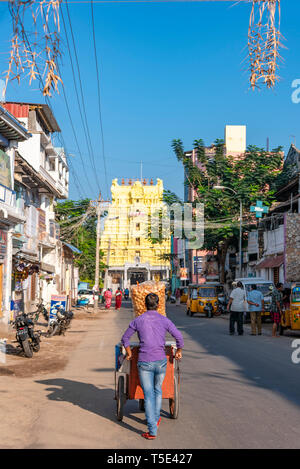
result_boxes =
[137,358,167,436]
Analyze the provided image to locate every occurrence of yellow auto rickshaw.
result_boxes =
[180,287,188,304]
[280,283,300,335]
[186,283,225,318]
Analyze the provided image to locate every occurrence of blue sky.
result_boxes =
[0,1,300,201]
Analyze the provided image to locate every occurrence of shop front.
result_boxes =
[11,256,40,318]
[0,228,8,318]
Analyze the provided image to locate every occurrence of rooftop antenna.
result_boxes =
[266,137,269,152]
[140,161,143,182]
[290,135,296,146]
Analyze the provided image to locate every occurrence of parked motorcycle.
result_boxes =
[32,300,49,323]
[216,296,228,316]
[13,312,41,358]
[47,305,73,337]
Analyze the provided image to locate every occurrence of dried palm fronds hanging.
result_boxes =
[4,0,62,97]
[248,0,283,89]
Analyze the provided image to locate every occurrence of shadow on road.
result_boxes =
[5,344,22,356]
[174,311,300,409]
[36,378,144,435]
[91,368,115,373]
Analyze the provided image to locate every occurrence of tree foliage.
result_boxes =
[55,199,106,286]
[172,139,284,282]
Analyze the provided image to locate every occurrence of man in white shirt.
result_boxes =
[227,281,246,335]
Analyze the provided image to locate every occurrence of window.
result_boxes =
[136,238,140,245]
[136,223,140,230]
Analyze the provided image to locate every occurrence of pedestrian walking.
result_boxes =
[124,287,129,300]
[121,292,184,440]
[247,284,264,335]
[227,281,246,335]
[175,288,181,306]
[104,288,112,309]
[115,287,123,310]
[271,282,284,337]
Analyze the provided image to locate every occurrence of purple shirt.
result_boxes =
[121,310,184,362]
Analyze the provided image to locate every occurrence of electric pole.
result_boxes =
[90,194,110,310]
[104,238,111,291]
[94,193,102,309]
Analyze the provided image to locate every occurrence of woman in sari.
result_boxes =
[115,288,123,310]
[104,289,112,309]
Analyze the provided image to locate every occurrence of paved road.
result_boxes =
[1,303,300,448]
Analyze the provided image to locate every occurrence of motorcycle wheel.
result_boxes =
[33,336,40,352]
[33,341,40,352]
[22,338,33,358]
[48,323,58,337]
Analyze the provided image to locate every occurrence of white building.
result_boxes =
[2,102,73,317]
[0,104,30,321]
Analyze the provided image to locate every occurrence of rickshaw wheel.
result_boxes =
[279,325,285,336]
[139,399,145,411]
[169,375,179,419]
[186,308,190,316]
[117,376,126,421]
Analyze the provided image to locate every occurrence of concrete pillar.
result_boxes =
[3,227,13,323]
[124,267,127,288]
[6,140,17,190]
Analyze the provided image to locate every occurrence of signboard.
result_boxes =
[0,149,12,189]
[50,294,67,319]
[193,256,203,275]
[37,208,46,237]
[250,200,269,218]
[180,267,188,281]
[248,231,258,254]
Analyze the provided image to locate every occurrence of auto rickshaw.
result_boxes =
[280,283,300,335]
[186,282,225,317]
[180,287,188,304]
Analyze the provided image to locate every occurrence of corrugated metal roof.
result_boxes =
[62,242,82,254]
[3,102,60,133]
[255,254,284,270]
[3,103,29,118]
[0,104,30,141]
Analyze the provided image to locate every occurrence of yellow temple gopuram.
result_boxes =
[100,178,170,292]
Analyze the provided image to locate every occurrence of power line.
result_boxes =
[7,3,88,199]
[91,0,109,199]
[60,5,100,196]
[37,6,93,198]
[64,0,102,193]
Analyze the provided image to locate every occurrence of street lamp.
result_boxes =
[212,185,243,278]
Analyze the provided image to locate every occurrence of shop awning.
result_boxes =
[255,254,284,270]
[62,242,82,254]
